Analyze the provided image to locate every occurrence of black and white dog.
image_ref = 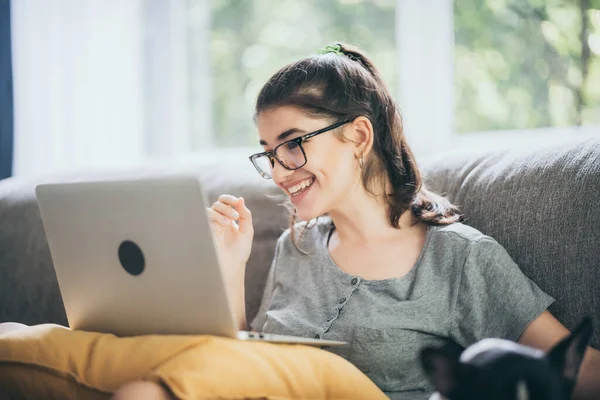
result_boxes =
[420,318,593,400]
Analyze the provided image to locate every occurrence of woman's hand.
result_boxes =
[207,195,253,330]
[207,194,254,278]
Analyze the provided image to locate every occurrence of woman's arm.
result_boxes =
[518,310,600,400]
[229,268,248,331]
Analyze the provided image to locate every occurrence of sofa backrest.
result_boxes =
[421,137,600,349]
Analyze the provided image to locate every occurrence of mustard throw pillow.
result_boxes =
[0,324,387,399]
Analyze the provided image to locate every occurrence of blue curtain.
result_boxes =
[0,0,13,180]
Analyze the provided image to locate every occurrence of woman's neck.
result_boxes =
[328,189,417,246]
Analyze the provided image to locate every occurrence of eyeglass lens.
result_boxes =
[254,141,305,178]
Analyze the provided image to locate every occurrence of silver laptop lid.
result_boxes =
[36,176,237,337]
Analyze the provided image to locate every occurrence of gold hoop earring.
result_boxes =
[359,156,364,169]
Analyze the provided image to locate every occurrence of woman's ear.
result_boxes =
[349,116,374,157]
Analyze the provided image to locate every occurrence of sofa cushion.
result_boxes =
[421,137,600,349]
[0,324,386,400]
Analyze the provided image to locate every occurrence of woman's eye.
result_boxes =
[285,141,300,150]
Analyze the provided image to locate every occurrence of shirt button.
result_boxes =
[314,334,321,339]
[351,278,358,285]
[339,297,346,304]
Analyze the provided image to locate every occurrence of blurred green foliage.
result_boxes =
[455,0,600,132]
[188,0,599,147]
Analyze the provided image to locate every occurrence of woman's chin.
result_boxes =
[290,184,324,222]
[294,205,323,223]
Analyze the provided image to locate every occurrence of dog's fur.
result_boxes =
[421,318,593,400]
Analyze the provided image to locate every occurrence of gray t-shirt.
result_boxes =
[250,219,554,400]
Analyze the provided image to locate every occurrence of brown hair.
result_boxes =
[255,43,462,251]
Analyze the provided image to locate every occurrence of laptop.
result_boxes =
[35,176,346,347]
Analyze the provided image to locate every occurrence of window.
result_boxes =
[396,0,600,157]
[188,0,397,149]
[11,1,600,177]
[454,0,600,133]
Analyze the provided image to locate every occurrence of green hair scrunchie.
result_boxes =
[318,44,344,56]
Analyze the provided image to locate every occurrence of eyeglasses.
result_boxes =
[249,119,352,179]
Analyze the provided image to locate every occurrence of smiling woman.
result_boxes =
[211,43,600,399]
[251,44,462,247]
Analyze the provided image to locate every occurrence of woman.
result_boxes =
[205,43,600,399]
[4,43,600,399]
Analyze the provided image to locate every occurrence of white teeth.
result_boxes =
[288,178,314,195]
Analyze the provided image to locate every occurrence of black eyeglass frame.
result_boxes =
[249,119,353,179]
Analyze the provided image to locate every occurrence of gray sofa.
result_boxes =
[1,136,598,351]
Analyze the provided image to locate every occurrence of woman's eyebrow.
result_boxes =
[259,128,306,146]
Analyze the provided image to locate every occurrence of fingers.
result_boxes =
[212,199,240,220]
[217,194,240,207]
[208,195,253,234]
[235,197,253,234]
[207,207,232,226]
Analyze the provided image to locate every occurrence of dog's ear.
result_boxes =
[420,343,465,396]
[546,317,593,381]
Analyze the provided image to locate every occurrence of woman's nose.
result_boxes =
[271,159,293,184]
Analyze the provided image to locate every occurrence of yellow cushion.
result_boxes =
[0,324,387,399]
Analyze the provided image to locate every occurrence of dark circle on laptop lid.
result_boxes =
[118,240,145,276]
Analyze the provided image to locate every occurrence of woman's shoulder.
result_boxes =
[428,223,515,270]
[431,222,496,245]
[425,222,504,262]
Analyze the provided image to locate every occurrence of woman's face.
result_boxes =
[256,106,361,221]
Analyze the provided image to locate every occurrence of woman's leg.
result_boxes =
[0,322,28,334]
[111,381,175,400]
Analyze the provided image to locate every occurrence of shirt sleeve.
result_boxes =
[450,237,555,347]
[249,235,282,332]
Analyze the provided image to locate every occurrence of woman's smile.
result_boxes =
[282,176,316,205]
